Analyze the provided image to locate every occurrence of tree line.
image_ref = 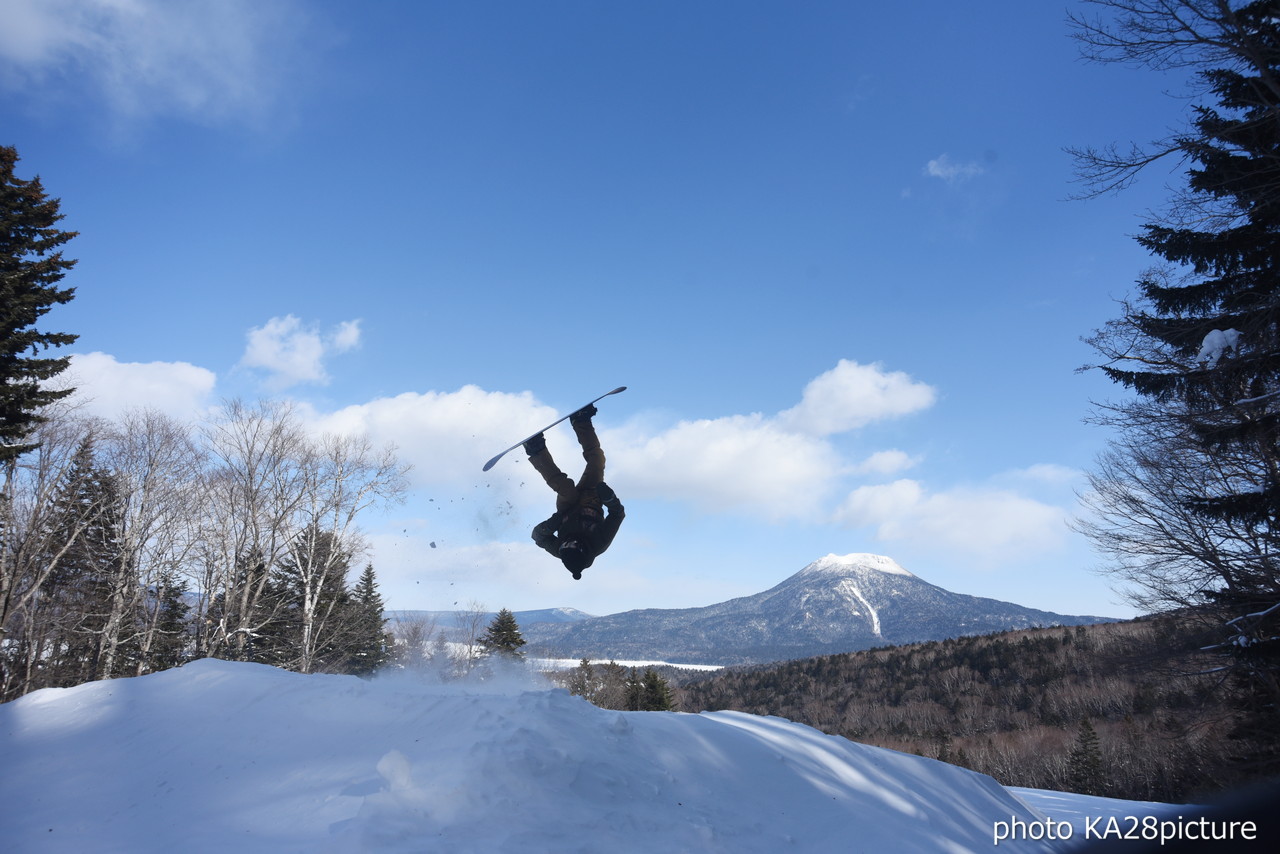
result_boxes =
[0,143,410,699]
[679,616,1244,803]
[389,607,678,710]
[0,400,409,700]
[551,658,677,711]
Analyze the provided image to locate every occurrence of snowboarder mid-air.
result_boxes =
[523,404,624,580]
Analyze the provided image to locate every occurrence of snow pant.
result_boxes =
[529,418,605,515]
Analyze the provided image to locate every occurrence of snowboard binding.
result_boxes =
[569,404,597,424]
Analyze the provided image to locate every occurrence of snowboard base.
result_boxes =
[481,387,627,472]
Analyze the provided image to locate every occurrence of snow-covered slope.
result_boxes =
[524,553,1116,665]
[0,658,1142,853]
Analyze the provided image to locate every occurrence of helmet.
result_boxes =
[559,540,590,577]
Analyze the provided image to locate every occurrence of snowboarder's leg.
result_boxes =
[526,434,577,509]
[570,408,605,489]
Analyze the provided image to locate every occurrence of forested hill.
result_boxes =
[678,616,1248,804]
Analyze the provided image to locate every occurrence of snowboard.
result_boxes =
[481,387,627,472]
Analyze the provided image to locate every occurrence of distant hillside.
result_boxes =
[678,615,1245,804]
[523,554,1116,665]
[386,607,593,642]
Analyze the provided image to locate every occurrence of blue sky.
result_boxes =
[1,0,1192,619]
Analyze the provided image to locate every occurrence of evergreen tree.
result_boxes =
[1067,719,1105,797]
[638,668,676,711]
[620,667,676,711]
[0,145,78,467]
[205,548,277,664]
[476,608,526,659]
[344,564,391,676]
[1090,2,1280,524]
[143,569,191,673]
[1075,0,1280,768]
[272,525,352,672]
[592,660,631,710]
[624,668,643,711]
[565,658,596,700]
[429,629,452,676]
[37,435,126,686]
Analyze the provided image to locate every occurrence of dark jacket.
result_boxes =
[531,488,624,568]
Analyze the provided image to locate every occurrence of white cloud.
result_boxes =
[530,360,934,521]
[56,352,1066,566]
[834,478,1068,564]
[330,320,362,353]
[293,360,934,523]
[302,385,557,491]
[776,360,936,435]
[0,0,316,126]
[607,415,841,520]
[239,315,361,390]
[112,354,1058,563]
[64,351,216,421]
[1002,463,1082,487]
[835,479,925,532]
[852,449,919,476]
[46,348,1085,593]
[299,361,935,523]
[596,361,932,520]
[924,154,985,184]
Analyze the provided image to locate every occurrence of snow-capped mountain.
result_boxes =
[523,553,1116,665]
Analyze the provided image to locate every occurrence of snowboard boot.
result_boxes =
[523,433,547,456]
[569,404,597,425]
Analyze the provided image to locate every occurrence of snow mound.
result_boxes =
[0,658,1059,853]
[804,552,916,577]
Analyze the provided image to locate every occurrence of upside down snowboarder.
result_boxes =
[523,404,624,580]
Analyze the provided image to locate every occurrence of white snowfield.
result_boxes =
[0,659,1180,853]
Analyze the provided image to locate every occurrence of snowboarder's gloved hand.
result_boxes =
[532,519,558,551]
[523,433,547,456]
[596,482,617,504]
[570,404,597,424]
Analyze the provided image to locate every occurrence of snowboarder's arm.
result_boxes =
[595,496,625,554]
[531,516,560,556]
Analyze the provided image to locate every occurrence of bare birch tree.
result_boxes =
[282,432,407,673]
[452,602,490,678]
[99,409,205,677]
[197,400,310,661]
[2,397,412,694]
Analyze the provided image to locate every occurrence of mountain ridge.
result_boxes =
[385,607,595,640]
[522,553,1117,665]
